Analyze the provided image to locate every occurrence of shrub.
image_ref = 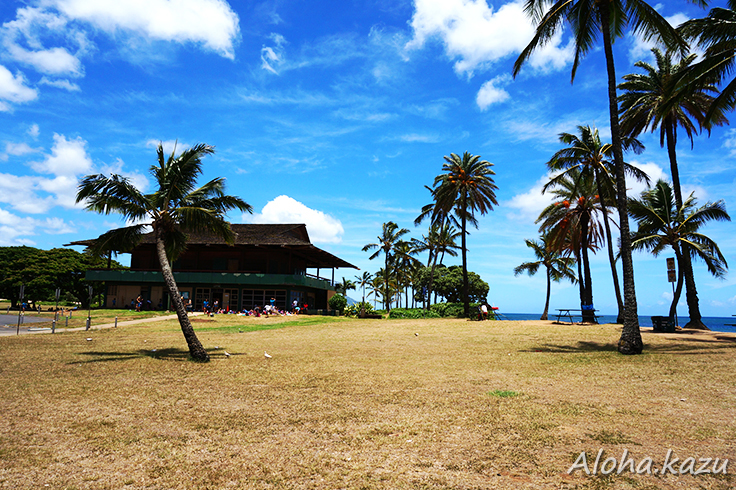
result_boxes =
[344,302,376,318]
[328,294,347,312]
[388,308,441,319]
[429,302,486,319]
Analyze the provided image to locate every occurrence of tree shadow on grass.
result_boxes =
[71,347,230,364]
[522,337,736,355]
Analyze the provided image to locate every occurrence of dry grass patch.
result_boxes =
[0,316,734,489]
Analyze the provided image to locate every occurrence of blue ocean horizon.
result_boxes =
[501,312,736,334]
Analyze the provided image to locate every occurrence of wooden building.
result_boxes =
[67,224,357,311]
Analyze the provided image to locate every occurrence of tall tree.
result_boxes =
[431,152,498,317]
[355,271,373,304]
[681,1,736,123]
[334,277,356,296]
[619,47,727,328]
[544,125,649,323]
[629,180,730,324]
[411,222,460,309]
[76,142,251,362]
[362,222,410,312]
[538,168,604,323]
[513,0,697,354]
[514,234,578,320]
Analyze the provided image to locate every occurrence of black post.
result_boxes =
[16,284,24,335]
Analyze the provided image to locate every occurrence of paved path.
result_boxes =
[0,312,203,336]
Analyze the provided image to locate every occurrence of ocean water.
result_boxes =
[500,312,736,333]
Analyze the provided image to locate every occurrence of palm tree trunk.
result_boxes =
[670,245,685,322]
[461,213,470,317]
[154,227,209,362]
[542,267,551,321]
[596,176,624,323]
[384,254,390,312]
[600,6,642,354]
[665,123,707,330]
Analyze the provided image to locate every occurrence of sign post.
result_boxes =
[16,284,24,335]
[86,285,93,331]
[54,288,61,321]
[666,258,678,327]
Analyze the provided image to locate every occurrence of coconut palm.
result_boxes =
[362,222,410,312]
[538,168,604,323]
[355,271,373,303]
[76,142,252,362]
[514,234,577,320]
[619,47,727,328]
[513,0,696,354]
[681,1,736,123]
[629,180,730,325]
[545,125,649,323]
[430,152,498,317]
[412,221,461,309]
[334,277,356,296]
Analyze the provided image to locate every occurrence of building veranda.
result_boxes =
[67,224,357,312]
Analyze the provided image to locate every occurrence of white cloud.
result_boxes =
[39,77,81,91]
[261,33,286,74]
[723,128,736,157]
[398,133,439,143]
[246,195,344,244]
[0,206,75,245]
[50,0,241,59]
[7,44,83,76]
[0,64,38,110]
[627,161,667,198]
[476,74,511,110]
[5,142,40,156]
[31,134,93,177]
[406,0,572,77]
[28,124,40,138]
[1,7,86,77]
[0,173,51,213]
[505,173,556,222]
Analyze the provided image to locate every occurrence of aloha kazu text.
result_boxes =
[568,449,728,476]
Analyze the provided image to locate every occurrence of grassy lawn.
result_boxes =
[1,316,734,489]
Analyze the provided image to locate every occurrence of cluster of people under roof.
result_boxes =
[198,297,309,317]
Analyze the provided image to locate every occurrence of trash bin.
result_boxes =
[651,316,675,333]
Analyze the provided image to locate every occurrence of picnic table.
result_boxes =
[555,308,599,324]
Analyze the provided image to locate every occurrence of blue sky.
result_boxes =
[1,0,735,317]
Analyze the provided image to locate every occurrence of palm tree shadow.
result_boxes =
[72,347,219,364]
[523,337,736,354]
[523,341,618,353]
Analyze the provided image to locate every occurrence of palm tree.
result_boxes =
[514,234,577,320]
[681,1,736,123]
[619,47,728,329]
[355,271,373,303]
[513,0,694,355]
[431,152,498,317]
[629,180,730,325]
[411,222,461,309]
[334,277,356,296]
[394,240,420,308]
[362,222,410,312]
[545,125,649,323]
[76,142,252,362]
[538,168,604,323]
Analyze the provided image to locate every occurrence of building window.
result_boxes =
[194,288,211,311]
[241,289,286,309]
